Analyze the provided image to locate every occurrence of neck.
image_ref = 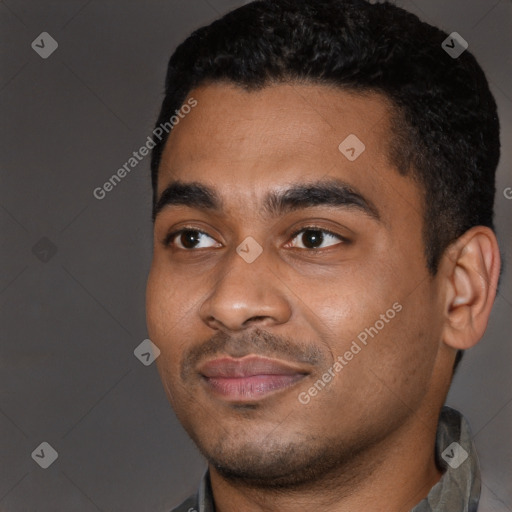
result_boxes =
[209,409,444,512]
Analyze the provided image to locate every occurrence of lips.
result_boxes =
[198,355,309,401]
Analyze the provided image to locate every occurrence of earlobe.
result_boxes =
[441,226,501,351]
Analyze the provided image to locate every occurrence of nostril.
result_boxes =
[243,316,270,326]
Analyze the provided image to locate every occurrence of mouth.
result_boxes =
[198,355,310,402]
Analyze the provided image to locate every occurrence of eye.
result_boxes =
[164,228,221,250]
[287,227,345,250]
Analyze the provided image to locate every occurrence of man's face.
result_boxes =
[146,83,447,486]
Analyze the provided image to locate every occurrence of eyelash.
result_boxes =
[162,225,348,250]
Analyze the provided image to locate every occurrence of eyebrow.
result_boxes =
[152,178,381,223]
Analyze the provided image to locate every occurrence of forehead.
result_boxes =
[156,82,420,223]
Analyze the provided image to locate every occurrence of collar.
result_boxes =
[411,406,481,512]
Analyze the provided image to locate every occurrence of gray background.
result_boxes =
[1,0,510,510]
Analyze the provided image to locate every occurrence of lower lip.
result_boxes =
[203,374,305,401]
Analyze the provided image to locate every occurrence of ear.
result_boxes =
[440,226,501,350]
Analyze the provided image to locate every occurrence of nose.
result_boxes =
[199,246,292,332]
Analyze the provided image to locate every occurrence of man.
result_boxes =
[145,0,502,510]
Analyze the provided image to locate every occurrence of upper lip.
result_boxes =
[198,355,310,378]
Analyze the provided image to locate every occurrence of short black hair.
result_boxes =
[150,0,500,372]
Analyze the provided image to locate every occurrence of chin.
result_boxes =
[200,433,354,490]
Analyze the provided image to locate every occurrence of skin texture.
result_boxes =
[145,83,500,511]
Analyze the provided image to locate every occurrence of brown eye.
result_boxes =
[165,229,220,250]
[289,228,344,250]
[179,230,202,249]
[301,229,324,249]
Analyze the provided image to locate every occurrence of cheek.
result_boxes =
[145,262,194,350]
[297,268,396,348]
[146,265,169,343]
[146,267,189,404]
[146,260,195,415]
[303,265,438,397]
[357,289,440,403]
